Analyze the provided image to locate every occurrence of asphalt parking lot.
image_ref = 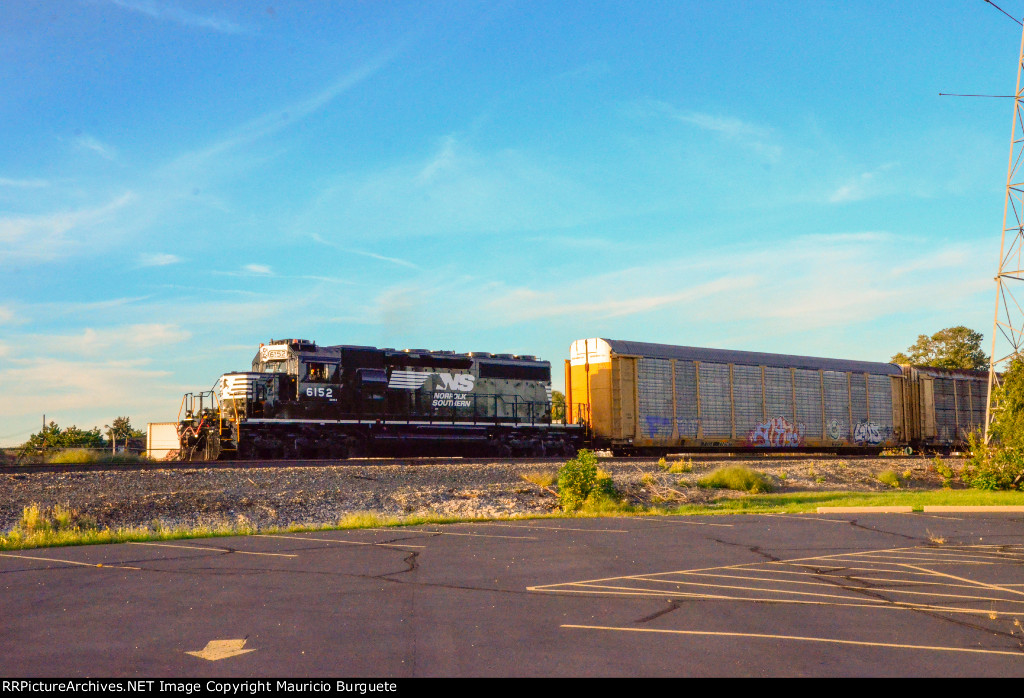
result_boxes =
[1,512,1023,677]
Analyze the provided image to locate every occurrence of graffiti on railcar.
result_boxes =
[747,416,805,448]
[853,421,882,445]
[826,419,844,441]
[644,415,673,437]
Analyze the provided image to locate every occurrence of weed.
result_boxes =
[964,433,1024,491]
[592,468,620,499]
[697,466,773,494]
[557,450,599,512]
[521,471,556,488]
[13,503,96,540]
[640,473,656,486]
[657,457,667,469]
[19,504,46,534]
[931,456,956,488]
[877,470,901,488]
[664,458,693,474]
[807,466,816,478]
[927,530,946,545]
[52,503,75,531]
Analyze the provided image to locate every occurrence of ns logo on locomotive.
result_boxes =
[176,336,990,461]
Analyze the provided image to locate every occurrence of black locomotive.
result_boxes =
[176,338,582,460]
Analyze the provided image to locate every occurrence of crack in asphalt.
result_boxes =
[634,600,683,623]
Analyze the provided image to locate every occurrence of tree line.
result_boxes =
[16,416,145,458]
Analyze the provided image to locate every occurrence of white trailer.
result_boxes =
[146,422,179,460]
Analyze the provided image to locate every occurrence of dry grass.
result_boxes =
[521,471,556,488]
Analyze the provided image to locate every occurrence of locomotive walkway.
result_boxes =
[1,510,1023,676]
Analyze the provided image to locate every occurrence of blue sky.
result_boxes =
[0,0,1020,444]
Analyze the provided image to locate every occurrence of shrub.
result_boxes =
[48,449,99,464]
[964,433,1024,490]
[697,466,773,494]
[557,449,599,511]
[877,470,901,488]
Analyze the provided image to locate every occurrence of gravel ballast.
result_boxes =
[0,455,956,532]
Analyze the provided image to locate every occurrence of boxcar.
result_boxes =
[566,338,911,454]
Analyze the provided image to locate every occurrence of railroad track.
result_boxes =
[0,451,932,475]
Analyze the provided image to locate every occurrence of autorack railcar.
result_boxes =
[176,338,582,461]
[565,338,987,454]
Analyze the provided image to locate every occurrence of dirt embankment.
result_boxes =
[0,455,956,532]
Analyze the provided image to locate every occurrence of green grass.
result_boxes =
[46,449,149,465]
[697,465,774,493]
[664,488,1024,515]
[6,488,1024,552]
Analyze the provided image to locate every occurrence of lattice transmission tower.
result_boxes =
[987,20,1024,438]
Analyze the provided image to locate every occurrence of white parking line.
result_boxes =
[0,552,140,570]
[127,541,296,557]
[256,534,425,549]
[561,625,1024,658]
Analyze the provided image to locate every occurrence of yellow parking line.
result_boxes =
[533,586,1013,615]
[364,527,537,540]
[127,541,296,558]
[561,625,1024,657]
[635,571,1024,604]
[0,552,140,570]
[632,518,734,528]
[899,563,1024,599]
[468,522,630,533]
[256,534,425,548]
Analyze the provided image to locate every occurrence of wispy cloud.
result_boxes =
[300,136,605,241]
[0,177,49,188]
[26,324,192,356]
[243,264,273,275]
[108,0,253,35]
[829,162,899,203]
[311,234,420,269]
[643,100,782,161]
[138,252,182,267]
[74,134,117,161]
[0,192,136,262]
[168,53,397,172]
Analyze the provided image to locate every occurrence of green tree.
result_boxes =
[18,421,106,458]
[890,326,988,369]
[989,357,1024,449]
[551,390,566,423]
[105,416,144,454]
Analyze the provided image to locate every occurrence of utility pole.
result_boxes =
[987,19,1024,441]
